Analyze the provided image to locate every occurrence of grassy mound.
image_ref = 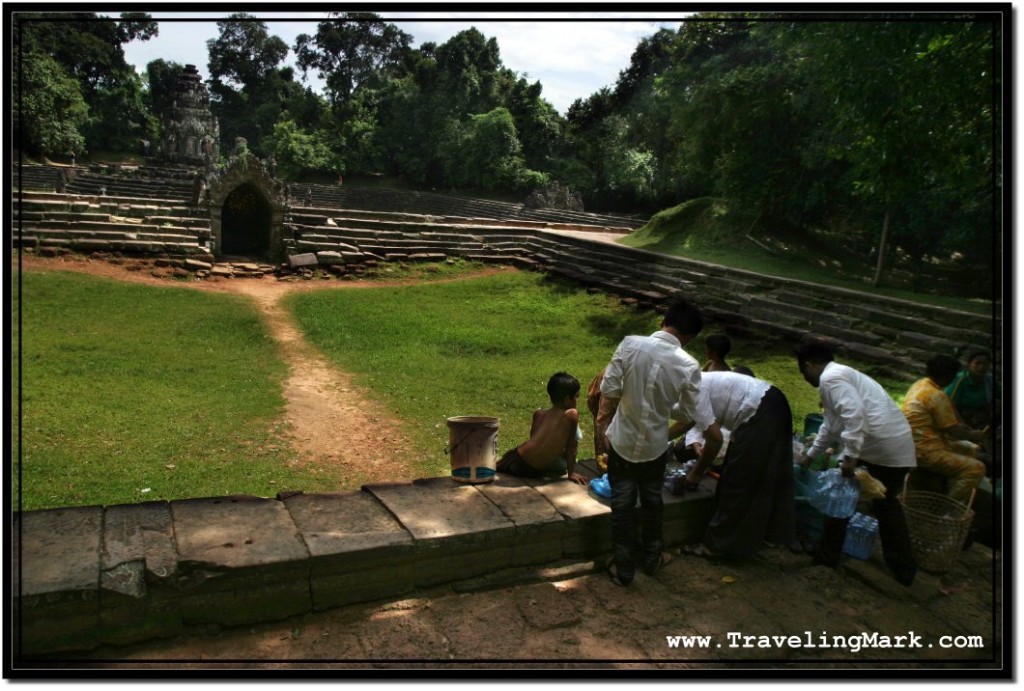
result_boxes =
[620,197,747,254]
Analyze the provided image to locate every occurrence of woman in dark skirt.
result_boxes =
[675,370,796,557]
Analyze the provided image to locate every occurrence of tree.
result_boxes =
[14,52,89,156]
[206,15,326,159]
[440,107,545,192]
[13,12,158,154]
[793,18,997,283]
[266,119,338,180]
[14,12,156,97]
[294,13,412,108]
[207,13,289,92]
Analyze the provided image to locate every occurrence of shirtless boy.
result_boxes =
[497,372,588,484]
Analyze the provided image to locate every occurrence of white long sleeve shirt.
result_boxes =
[806,362,916,468]
[682,371,770,446]
[600,330,711,462]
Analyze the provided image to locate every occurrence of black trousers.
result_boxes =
[818,461,917,581]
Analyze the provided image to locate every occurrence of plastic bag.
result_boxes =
[807,468,861,518]
[589,473,612,499]
[853,467,887,501]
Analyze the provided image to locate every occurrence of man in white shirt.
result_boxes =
[597,299,714,586]
[794,342,918,586]
[674,370,796,557]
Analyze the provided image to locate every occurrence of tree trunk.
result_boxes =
[871,209,890,287]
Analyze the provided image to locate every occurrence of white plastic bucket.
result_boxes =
[446,416,499,484]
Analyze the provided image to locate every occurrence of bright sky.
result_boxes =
[118,10,689,115]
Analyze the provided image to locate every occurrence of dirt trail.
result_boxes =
[14,254,503,485]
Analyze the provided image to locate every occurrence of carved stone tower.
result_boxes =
[157,64,220,166]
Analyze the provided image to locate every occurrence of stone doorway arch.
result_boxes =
[220,183,272,257]
[207,150,287,262]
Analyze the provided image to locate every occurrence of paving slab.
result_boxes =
[365,478,520,586]
[15,506,103,598]
[365,478,515,543]
[283,491,417,609]
[170,495,309,570]
[476,474,566,564]
[170,495,312,625]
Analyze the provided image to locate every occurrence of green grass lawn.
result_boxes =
[288,269,911,479]
[12,269,340,511]
[15,264,914,510]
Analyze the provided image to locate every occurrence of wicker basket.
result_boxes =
[901,490,975,573]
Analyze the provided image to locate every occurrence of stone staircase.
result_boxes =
[11,161,1000,374]
[13,191,213,259]
[287,181,645,230]
[281,210,998,376]
[13,162,197,202]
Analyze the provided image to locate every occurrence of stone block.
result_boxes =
[170,495,311,625]
[662,478,716,547]
[364,478,519,586]
[475,475,566,564]
[184,258,212,271]
[14,507,103,653]
[288,252,319,268]
[282,491,416,609]
[315,250,343,265]
[96,502,182,645]
[528,477,612,557]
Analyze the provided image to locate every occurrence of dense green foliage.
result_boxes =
[13,11,158,155]
[14,11,1000,291]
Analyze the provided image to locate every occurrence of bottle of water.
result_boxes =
[824,474,861,518]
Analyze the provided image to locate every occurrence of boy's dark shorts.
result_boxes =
[497,448,546,478]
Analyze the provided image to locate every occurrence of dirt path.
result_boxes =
[14,253,506,486]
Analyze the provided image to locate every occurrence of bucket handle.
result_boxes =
[445,429,501,457]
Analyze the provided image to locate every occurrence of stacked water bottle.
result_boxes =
[841,512,879,560]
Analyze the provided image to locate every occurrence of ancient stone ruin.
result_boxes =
[157,64,220,167]
[525,180,584,212]
[205,137,288,260]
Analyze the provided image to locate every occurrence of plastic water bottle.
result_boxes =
[824,474,861,518]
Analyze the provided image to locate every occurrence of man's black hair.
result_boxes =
[547,372,581,403]
[662,299,703,336]
[926,354,962,383]
[965,349,990,364]
[706,334,732,359]
[795,342,835,369]
[732,365,755,377]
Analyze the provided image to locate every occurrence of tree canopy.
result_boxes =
[14,12,1002,292]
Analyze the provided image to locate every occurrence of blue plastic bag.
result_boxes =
[590,473,612,499]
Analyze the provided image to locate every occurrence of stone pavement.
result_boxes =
[23,526,1002,674]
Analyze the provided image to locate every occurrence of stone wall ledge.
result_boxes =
[12,462,713,655]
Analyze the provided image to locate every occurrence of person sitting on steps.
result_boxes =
[902,354,990,506]
[496,372,588,484]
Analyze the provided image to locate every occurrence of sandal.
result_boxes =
[607,560,633,587]
[643,551,674,576]
[681,543,722,560]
